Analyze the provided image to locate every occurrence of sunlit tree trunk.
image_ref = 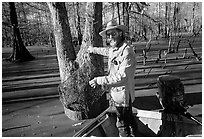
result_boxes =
[75,3,107,119]
[48,2,107,120]
[123,2,129,30]
[48,2,77,83]
[111,3,115,19]
[164,2,169,38]
[191,2,196,33]
[158,2,161,35]
[117,2,121,24]
[76,2,104,72]
[76,2,82,45]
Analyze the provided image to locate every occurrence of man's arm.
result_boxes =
[88,46,110,56]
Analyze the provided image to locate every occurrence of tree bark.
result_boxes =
[158,2,161,35]
[74,2,107,119]
[7,2,35,63]
[112,3,115,19]
[117,2,121,24]
[123,2,129,30]
[164,2,168,38]
[76,2,104,70]
[76,2,82,45]
[191,2,196,33]
[48,2,107,120]
[48,2,77,83]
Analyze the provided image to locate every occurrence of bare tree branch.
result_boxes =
[25,2,48,12]
[129,10,159,23]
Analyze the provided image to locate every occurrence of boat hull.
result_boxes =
[74,106,202,137]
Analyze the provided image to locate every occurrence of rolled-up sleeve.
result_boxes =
[96,49,135,86]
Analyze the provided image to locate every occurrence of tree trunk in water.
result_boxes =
[74,2,107,119]
[117,2,121,24]
[48,2,107,120]
[48,2,77,83]
[7,2,35,63]
[76,2,83,45]
[173,2,177,32]
[76,2,104,72]
[158,2,161,35]
[112,3,115,19]
[123,2,129,30]
[191,2,196,33]
[164,2,168,38]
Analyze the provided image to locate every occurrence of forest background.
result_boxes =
[2,2,202,49]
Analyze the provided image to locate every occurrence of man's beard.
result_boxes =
[110,40,117,47]
[107,39,118,47]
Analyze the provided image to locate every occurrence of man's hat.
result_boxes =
[99,19,128,37]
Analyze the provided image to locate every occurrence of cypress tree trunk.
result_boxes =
[74,2,107,119]
[7,2,35,63]
[48,2,107,120]
[164,2,168,38]
[48,2,77,83]
[117,2,121,24]
[76,2,83,45]
[123,2,129,30]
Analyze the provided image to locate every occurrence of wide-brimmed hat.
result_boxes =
[99,19,128,37]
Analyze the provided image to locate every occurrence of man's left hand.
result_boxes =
[89,78,98,88]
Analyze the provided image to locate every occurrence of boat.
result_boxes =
[73,106,202,137]
[74,75,202,137]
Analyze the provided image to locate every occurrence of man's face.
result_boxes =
[106,29,122,47]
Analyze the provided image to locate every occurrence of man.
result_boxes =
[88,20,137,137]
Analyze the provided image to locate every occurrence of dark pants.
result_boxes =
[115,100,138,137]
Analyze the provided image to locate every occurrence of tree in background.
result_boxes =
[6,2,35,63]
[123,2,130,30]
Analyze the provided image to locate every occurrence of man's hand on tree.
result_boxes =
[89,78,98,88]
[87,45,94,53]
